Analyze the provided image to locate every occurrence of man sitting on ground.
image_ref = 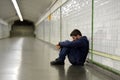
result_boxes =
[50,29,89,66]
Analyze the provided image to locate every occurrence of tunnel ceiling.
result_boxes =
[0,0,55,24]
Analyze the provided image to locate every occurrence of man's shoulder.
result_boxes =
[80,36,88,40]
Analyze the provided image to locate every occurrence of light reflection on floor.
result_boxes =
[0,37,117,80]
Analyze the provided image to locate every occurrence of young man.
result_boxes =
[50,29,89,66]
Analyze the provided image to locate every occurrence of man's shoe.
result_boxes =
[50,60,64,65]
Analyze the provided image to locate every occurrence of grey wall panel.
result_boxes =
[50,9,60,45]
[0,20,10,39]
[93,0,120,72]
[44,18,50,42]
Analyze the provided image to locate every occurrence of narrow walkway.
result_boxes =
[0,37,115,80]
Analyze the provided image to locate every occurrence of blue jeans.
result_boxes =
[58,47,77,64]
[58,47,70,61]
[58,47,84,65]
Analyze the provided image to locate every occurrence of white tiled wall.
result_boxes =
[0,19,10,39]
[35,0,120,73]
[61,0,92,59]
[93,0,120,72]
[50,8,60,45]
[44,18,50,42]
[94,55,120,74]
[35,8,61,45]
[35,21,44,40]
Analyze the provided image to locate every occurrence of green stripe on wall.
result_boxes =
[89,50,120,61]
[91,0,94,61]
[93,50,120,61]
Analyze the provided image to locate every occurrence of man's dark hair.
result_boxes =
[70,29,82,36]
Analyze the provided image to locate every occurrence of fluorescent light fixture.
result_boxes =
[12,0,23,21]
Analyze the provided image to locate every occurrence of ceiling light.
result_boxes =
[11,0,23,21]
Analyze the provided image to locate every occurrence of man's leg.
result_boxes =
[50,47,70,65]
[58,47,70,61]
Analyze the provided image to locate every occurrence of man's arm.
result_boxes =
[59,40,83,48]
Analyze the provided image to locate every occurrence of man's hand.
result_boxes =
[56,43,61,49]
[56,45,61,49]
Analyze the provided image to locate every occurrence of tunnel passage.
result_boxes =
[10,20,35,37]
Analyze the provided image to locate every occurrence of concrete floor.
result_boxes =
[0,37,116,80]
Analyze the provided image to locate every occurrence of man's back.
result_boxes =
[67,36,89,65]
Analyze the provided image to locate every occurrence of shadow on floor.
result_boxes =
[51,65,87,80]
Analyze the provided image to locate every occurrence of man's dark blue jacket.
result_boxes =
[59,36,89,64]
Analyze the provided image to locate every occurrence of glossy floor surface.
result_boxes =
[0,37,116,80]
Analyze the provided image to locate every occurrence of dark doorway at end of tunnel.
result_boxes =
[10,20,35,37]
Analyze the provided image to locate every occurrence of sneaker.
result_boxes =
[50,60,64,65]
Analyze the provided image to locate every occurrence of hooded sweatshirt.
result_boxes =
[59,36,89,64]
